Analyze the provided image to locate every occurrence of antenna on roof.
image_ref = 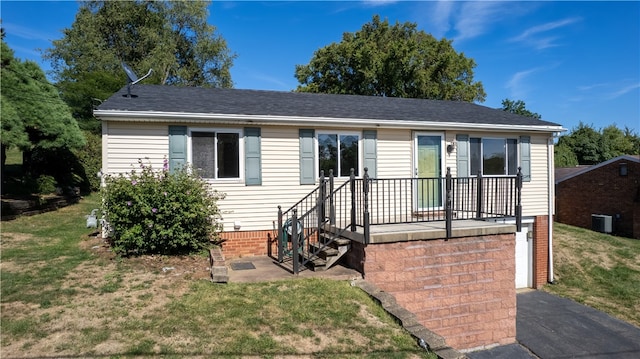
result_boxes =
[122,62,153,98]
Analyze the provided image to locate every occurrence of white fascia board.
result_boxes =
[93,110,567,133]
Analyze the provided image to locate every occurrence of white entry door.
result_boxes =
[515,226,532,288]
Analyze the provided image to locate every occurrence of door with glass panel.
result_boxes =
[414,134,443,210]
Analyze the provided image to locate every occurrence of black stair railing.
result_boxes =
[277,167,522,274]
[277,169,370,274]
[277,171,330,267]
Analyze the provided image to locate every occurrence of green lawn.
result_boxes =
[1,194,434,358]
[545,223,640,327]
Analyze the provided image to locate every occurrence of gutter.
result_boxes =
[548,135,555,284]
[93,109,566,133]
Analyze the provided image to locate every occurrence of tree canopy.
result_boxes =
[1,39,85,171]
[501,99,541,119]
[294,15,486,102]
[555,122,640,167]
[43,0,235,129]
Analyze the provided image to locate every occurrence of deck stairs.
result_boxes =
[277,169,369,274]
[303,231,351,271]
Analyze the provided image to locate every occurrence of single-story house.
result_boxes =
[556,155,640,239]
[95,84,564,350]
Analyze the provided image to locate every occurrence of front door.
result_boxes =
[414,134,443,210]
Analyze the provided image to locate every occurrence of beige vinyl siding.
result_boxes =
[103,120,554,231]
[209,126,317,231]
[104,122,168,174]
[377,129,412,178]
[444,132,458,175]
[104,122,316,232]
[521,134,551,217]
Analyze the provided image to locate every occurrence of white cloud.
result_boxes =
[416,1,537,42]
[510,17,581,50]
[452,2,511,42]
[607,83,640,99]
[427,1,455,39]
[577,81,640,100]
[2,22,56,42]
[577,83,609,92]
[506,68,539,99]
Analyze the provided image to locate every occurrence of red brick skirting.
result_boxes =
[533,215,549,288]
[348,233,517,351]
[220,229,276,258]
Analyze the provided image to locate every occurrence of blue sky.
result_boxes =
[2,1,639,133]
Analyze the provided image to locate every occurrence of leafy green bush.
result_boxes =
[102,159,224,255]
[73,130,102,193]
[36,175,57,194]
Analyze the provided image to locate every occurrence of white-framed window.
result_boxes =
[470,137,518,176]
[317,131,361,177]
[189,128,242,180]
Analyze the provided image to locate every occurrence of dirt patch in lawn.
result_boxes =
[1,234,213,357]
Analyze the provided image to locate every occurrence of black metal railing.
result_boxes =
[277,167,522,274]
[277,174,328,273]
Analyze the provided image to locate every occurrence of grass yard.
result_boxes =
[0,195,434,358]
[545,223,640,327]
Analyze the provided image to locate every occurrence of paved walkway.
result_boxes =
[469,290,640,359]
[227,255,362,283]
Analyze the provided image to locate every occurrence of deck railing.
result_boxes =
[277,167,522,273]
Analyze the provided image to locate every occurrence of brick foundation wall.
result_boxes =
[556,159,640,239]
[353,233,516,351]
[533,215,549,288]
[220,229,275,258]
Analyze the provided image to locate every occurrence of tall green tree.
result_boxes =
[295,15,486,102]
[1,40,85,174]
[554,143,579,167]
[501,99,541,119]
[555,123,640,167]
[557,123,602,165]
[600,125,636,159]
[43,0,235,131]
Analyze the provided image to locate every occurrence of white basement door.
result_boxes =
[515,226,533,288]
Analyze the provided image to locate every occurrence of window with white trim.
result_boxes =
[318,132,360,177]
[470,137,518,176]
[191,130,240,179]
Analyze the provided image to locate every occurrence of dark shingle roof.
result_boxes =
[555,155,640,183]
[96,84,562,128]
[555,166,592,182]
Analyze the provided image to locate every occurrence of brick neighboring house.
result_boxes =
[555,155,640,239]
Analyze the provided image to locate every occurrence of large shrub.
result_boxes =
[73,130,102,193]
[102,159,224,255]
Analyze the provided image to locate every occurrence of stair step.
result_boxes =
[319,233,351,246]
[309,243,339,260]
[301,253,328,270]
[321,224,366,243]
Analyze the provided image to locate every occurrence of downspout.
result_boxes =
[101,121,109,239]
[548,135,555,284]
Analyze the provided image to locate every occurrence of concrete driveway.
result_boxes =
[469,290,640,359]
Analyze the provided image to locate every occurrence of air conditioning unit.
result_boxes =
[591,214,613,234]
